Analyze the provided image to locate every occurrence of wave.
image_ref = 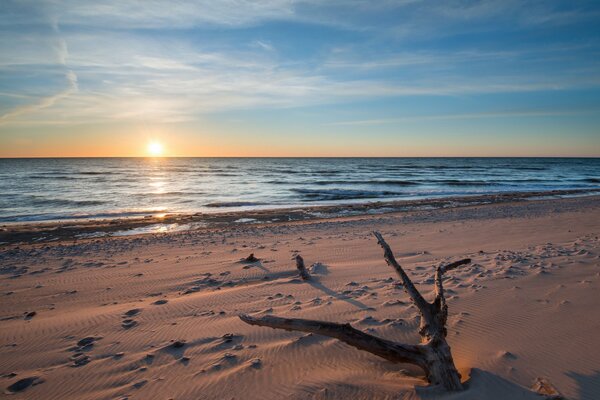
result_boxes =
[161,167,193,172]
[0,209,166,223]
[511,166,547,171]
[27,197,107,207]
[291,188,404,201]
[381,165,479,170]
[316,179,419,186]
[378,164,548,171]
[257,168,301,174]
[138,191,205,197]
[29,175,81,180]
[267,177,556,188]
[205,201,269,208]
[433,180,491,186]
[267,179,420,186]
[78,171,115,175]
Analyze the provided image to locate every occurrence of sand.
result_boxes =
[1,195,599,399]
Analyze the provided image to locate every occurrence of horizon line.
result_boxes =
[1,155,600,159]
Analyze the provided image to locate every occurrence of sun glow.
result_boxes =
[147,141,164,157]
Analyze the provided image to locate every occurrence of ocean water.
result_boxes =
[0,158,599,223]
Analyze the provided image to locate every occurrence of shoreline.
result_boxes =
[1,188,599,245]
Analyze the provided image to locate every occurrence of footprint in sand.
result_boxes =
[121,319,137,329]
[70,353,91,367]
[24,311,36,320]
[121,309,142,329]
[174,340,187,348]
[67,337,101,367]
[5,376,45,394]
[132,379,148,389]
[75,336,99,349]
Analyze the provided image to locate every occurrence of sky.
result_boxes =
[0,0,599,157]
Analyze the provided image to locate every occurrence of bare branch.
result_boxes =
[238,235,469,391]
[439,259,471,274]
[373,231,429,312]
[434,258,471,309]
[295,255,311,280]
[239,314,426,367]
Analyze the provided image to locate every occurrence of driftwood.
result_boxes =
[244,253,259,263]
[531,377,565,400]
[239,231,470,391]
[295,255,311,280]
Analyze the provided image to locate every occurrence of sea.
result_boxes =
[0,157,599,223]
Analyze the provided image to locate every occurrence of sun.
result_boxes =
[147,141,164,157]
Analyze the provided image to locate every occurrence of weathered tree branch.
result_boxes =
[295,255,311,280]
[239,232,469,391]
[373,231,430,313]
[373,232,471,342]
[239,314,426,367]
[434,258,471,314]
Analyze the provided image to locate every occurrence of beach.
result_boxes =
[3,0,600,397]
[1,195,599,399]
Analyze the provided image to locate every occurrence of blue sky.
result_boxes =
[0,0,599,156]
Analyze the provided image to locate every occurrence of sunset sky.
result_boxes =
[1,0,599,157]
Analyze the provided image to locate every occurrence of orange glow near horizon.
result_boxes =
[1,126,599,158]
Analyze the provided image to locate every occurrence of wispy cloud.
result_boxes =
[0,0,598,127]
[325,109,600,126]
[0,0,298,29]
[252,40,275,51]
[0,13,78,124]
[0,71,77,123]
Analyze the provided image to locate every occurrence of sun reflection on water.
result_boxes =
[112,223,193,236]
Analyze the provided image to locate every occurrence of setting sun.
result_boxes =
[147,141,164,156]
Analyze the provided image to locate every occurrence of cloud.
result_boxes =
[252,40,275,51]
[46,0,299,28]
[325,109,600,126]
[0,0,598,126]
[0,12,78,124]
[0,71,78,123]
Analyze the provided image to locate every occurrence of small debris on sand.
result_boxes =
[243,253,259,263]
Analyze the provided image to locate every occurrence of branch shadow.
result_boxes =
[566,370,600,400]
[252,261,270,273]
[308,278,372,311]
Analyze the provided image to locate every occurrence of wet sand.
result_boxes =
[1,188,598,245]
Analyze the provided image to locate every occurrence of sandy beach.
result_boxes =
[3,0,600,397]
[1,195,599,399]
